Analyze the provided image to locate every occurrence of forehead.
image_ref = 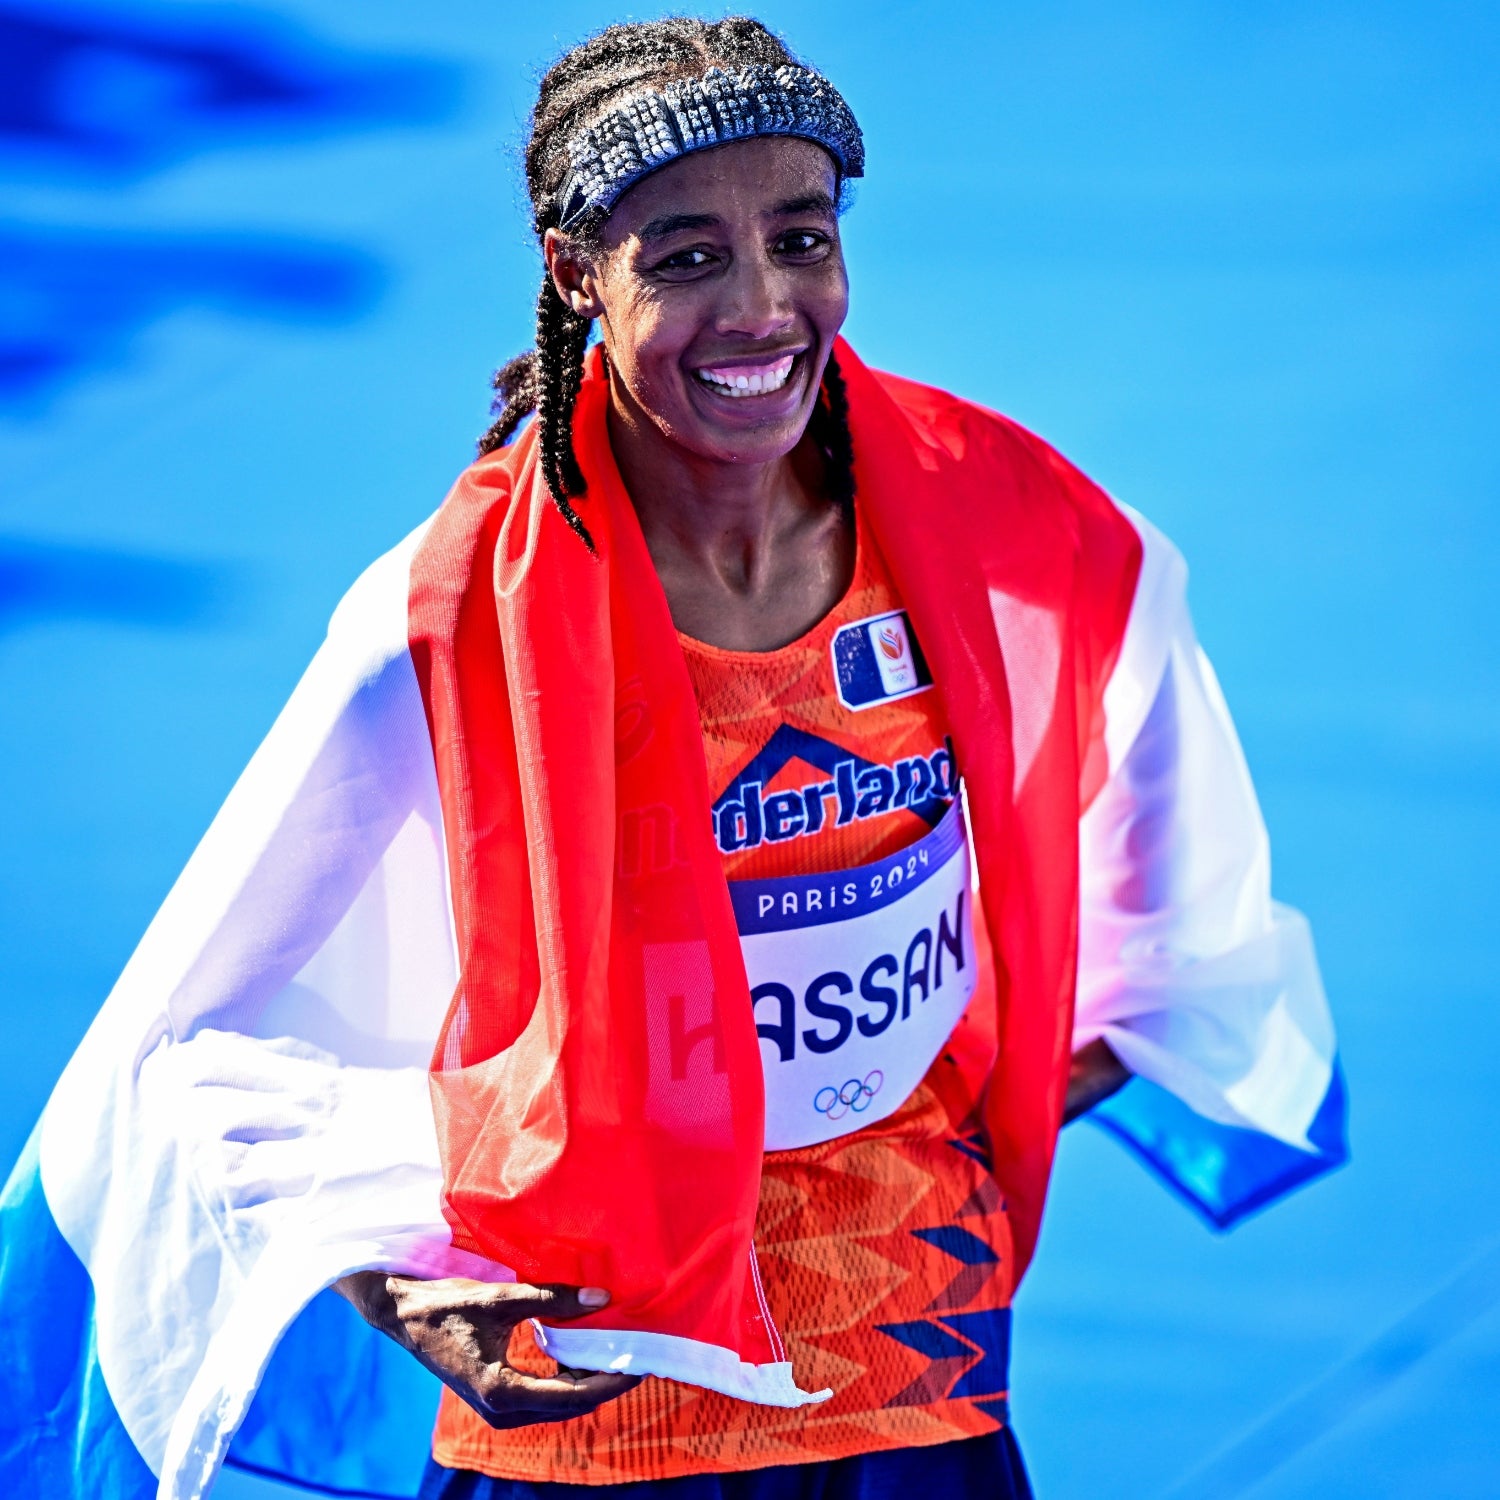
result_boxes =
[601,136,839,243]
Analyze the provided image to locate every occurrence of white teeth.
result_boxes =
[695,356,796,398]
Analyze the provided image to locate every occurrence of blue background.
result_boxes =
[2,1,1496,1495]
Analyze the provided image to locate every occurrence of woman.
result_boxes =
[327,14,1339,1497]
[1,16,1343,1500]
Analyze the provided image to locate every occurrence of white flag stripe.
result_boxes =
[37,519,484,1496]
[1075,508,1337,1155]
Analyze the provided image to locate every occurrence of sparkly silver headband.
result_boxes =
[555,63,864,231]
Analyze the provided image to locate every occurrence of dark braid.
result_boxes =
[479,16,857,543]
[478,353,537,455]
[533,281,593,546]
[809,349,856,514]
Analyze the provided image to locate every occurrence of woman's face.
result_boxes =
[548,136,849,468]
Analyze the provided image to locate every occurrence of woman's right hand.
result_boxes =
[334,1272,642,1429]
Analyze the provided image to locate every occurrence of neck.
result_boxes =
[605,374,826,596]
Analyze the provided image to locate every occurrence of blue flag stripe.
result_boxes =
[1089,1063,1349,1230]
[0,1127,156,1498]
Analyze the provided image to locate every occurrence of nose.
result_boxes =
[714,252,796,343]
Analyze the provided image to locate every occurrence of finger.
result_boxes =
[487,1282,613,1322]
[513,1370,642,1400]
[487,1368,643,1421]
[383,1279,613,1362]
[383,1275,528,1320]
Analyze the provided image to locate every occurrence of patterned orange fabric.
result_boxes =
[681,511,957,884]
[432,515,1015,1483]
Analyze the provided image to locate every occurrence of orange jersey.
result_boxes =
[432,512,1014,1483]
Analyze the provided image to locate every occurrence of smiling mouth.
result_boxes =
[692,353,798,399]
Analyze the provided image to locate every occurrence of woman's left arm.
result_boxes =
[1067,508,1340,1168]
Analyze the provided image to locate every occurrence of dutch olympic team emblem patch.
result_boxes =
[831,609,934,710]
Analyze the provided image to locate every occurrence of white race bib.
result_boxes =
[729,799,976,1150]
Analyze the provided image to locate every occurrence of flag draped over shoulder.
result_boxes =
[0,340,1345,1499]
[1,519,487,1499]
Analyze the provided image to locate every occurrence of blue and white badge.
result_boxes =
[831,609,934,710]
[730,799,976,1150]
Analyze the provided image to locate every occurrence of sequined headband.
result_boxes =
[555,63,864,231]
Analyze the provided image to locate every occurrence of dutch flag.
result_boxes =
[0,506,1345,1498]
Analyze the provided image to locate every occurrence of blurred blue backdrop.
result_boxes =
[1,2,1495,1496]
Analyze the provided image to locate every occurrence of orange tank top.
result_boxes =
[431,509,1014,1483]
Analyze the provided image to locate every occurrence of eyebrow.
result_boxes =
[636,211,721,242]
[773,191,837,217]
[634,191,838,243]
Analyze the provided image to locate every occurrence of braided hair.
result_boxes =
[479,16,857,549]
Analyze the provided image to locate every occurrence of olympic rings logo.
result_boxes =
[813,1070,884,1121]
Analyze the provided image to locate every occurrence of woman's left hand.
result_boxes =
[1064,1039,1131,1123]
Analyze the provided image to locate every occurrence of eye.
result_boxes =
[651,246,718,277]
[776,229,831,261]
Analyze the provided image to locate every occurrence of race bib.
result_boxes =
[729,799,975,1150]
